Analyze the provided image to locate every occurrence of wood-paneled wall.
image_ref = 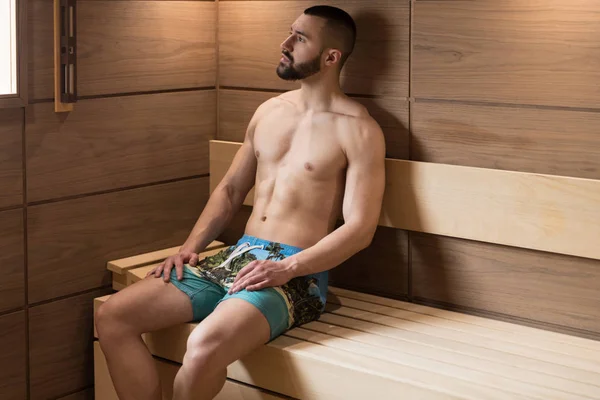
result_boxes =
[1,0,216,398]
[215,0,600,341]
[2,1,600,398]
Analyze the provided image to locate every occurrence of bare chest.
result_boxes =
[252,110,347,179]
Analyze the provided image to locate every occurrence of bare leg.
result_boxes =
[172,298,271,400]
[95,276,194,400]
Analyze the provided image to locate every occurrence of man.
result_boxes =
[95,5,386,400]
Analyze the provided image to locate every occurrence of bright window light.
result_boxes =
[0,0,18,96]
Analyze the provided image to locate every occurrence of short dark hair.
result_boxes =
[304,5,357,68]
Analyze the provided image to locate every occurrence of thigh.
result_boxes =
[220,287,291,341]
[187,298,271,369]
[99,274,195,334]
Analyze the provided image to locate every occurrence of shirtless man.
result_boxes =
[95,5,385,400]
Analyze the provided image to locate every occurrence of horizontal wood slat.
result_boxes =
[210,140,600,260]
[77,1,216,96]
[410,233,600,335]
[26,91,215,202]
[0,311,26,400]
[27,178,209,304]
[218,90,409,159]
[0,108,23,208]
[219,1,409,97]
[413,0,600,108]
[381,160,600,260]
[0,209,25,313]
[412,101,600,180]
[30,287,113,400]
[94,342,287,400]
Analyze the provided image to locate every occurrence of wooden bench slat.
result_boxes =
[318,312,600,388]
[94,342,287,400]
[327,304,600,374]
[107,241,226,274]
[298,322,600,399]
[329,287,600,351]
[328,294,600,362]
[210,140,600,260]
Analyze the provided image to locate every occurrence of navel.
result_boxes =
[261,216,267,222]
[255,150,260,158]
[304,162,314,171]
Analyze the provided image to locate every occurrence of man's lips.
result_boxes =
[281,53,292,63]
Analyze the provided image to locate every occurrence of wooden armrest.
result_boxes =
[107,241,226,274]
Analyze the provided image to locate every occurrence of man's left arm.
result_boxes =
[283,118,386,277]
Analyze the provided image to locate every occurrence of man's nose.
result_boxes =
[281,36,293,52]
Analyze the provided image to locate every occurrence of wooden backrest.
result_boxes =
[209,140,600,261]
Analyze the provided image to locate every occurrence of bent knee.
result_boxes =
[95,299,139,341]
[183,330,223,371]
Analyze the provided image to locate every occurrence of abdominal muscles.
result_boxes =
[246,165,345,248]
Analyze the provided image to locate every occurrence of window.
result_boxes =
[0,0,26,108]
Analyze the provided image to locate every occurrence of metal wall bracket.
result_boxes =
[54,0,76,112]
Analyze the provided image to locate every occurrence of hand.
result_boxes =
[145,250,200,282]
[228,259,294,294]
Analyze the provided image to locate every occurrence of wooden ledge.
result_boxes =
[108,241,227,291]
[107,241,226,274]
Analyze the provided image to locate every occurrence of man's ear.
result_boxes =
[325,49,343,67]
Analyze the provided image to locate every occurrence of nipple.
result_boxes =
[304,162,314,171]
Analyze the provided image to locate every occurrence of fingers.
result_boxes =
[175,256,184,281]
[154,262,165,278]
[232,261,257,285]
[245,280,269,292]
[229,270,265,294]
[188,253,199,267]
[162,258,174,283]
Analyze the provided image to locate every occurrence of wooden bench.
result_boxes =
[93,140,600,399]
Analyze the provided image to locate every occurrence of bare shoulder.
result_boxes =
[246,92,293,135]
[254,93,290,116]
[336,98,386,159]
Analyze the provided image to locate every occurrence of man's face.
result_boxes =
[277,14,326,81]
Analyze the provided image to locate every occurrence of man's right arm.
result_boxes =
[179,123,258,254]
[149,99,272,281]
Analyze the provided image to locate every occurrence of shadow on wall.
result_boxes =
[331,10,451,307]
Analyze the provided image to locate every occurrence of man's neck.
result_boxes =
[297,72,344,113]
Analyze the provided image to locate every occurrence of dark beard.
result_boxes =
[276,52,322,81]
